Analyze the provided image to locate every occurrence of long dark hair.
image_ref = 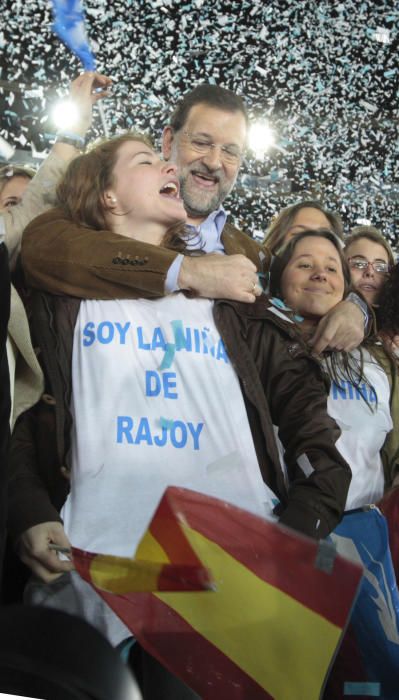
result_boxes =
[270,228,377,410]
[377,262,399,337]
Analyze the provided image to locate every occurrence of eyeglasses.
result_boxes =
[348,257,390,274]
[181,130,243,165]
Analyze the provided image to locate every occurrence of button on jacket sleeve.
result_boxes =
[21,212,269,301]
[22,207,180,300]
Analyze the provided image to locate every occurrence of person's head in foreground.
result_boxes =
[343,226,394,307]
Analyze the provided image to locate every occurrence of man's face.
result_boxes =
[162,104,247,222]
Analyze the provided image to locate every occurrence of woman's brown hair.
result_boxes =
[56,132,190,253]
[56,133,153,231]
[264,200,343,255]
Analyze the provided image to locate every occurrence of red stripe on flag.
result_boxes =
[72,547,95,580]
[156,563,213,591]
[165,488,358,628]
[72,549,212,593]
[149,488,203,567]
[98,589,272,700]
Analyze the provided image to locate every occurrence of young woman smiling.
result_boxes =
[270,228,399,511]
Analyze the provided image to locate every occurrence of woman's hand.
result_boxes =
[52,71,112,161]
[69,71,112,137]
[17,522,74,583]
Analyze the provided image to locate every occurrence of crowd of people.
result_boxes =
[0,71,398,698]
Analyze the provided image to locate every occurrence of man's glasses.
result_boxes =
[182,130,243,165]
[348,257,390,274]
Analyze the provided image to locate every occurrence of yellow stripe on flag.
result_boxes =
[135,529,171,564]
[90,531,170,593]
[156,525,341,700]
[90,555,164,594]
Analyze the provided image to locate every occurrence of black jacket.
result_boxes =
[0,241,11,588]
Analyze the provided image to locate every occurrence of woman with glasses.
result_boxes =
[344,226,395,307]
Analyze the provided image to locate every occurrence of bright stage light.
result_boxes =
[51,99,80,130]
[248,121,276,157]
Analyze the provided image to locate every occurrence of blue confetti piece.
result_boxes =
[159,417,174,430]
[344,682,381,696]
[269,297,291,311]
[170,320,186,351]
[158,342,175,370]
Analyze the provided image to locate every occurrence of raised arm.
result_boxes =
[2,71,111,264]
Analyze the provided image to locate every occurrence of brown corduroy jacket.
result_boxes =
[21,208,270,299]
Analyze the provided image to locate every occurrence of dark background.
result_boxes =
[0,0,398,243]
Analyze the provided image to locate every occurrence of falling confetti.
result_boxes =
[0,0,397,243]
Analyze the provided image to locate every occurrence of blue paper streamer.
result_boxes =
[344,682,381,696]
[51,0,96,71]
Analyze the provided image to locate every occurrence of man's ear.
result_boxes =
[162,126,174,160]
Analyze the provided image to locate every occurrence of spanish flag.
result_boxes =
[73,488,362,699]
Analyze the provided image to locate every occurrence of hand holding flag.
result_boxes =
[68,71,112,137]
[51,0,111,137]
